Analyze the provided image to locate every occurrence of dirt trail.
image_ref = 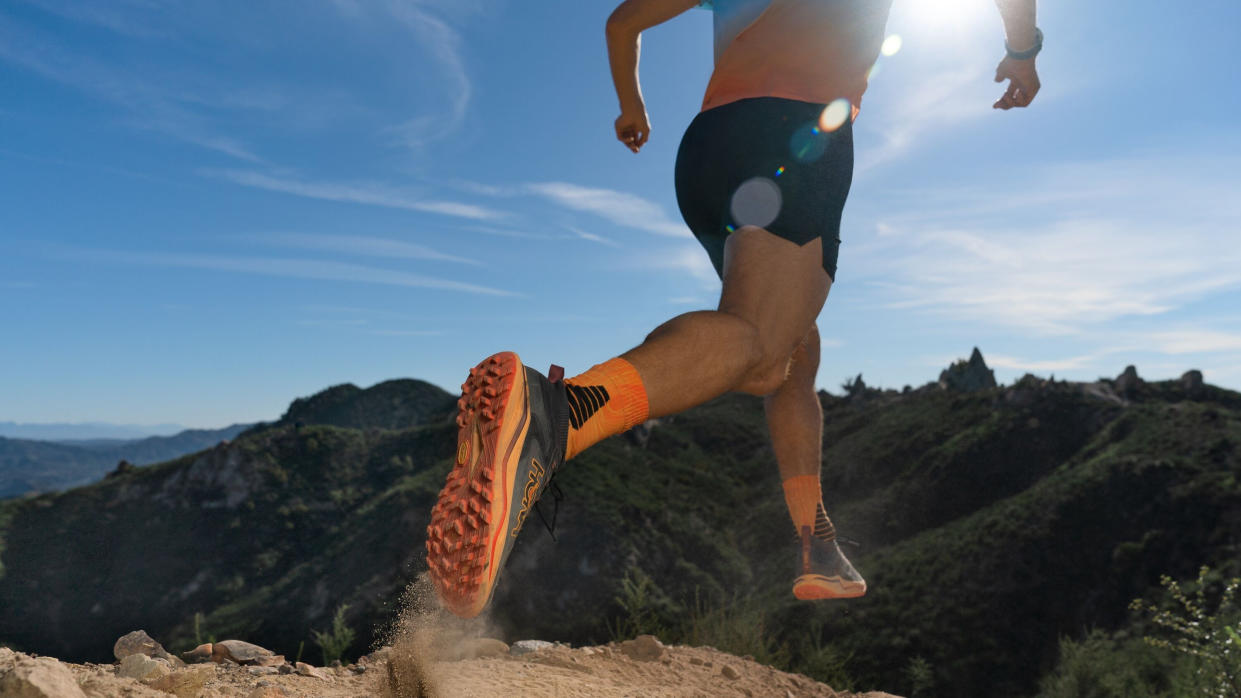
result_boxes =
[1,643,899,698]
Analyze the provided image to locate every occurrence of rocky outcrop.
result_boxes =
[939,347,997,393]
[1114,364,1144,399]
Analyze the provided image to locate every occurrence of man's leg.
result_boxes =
[564,225,831,459]
[765,324,839,541]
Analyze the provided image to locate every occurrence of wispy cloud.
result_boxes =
[210,170,505,220]
[851,153,1241,335]
[0,13,261,162]
[330,0,474,148]
[529,182,690,237]
[369,329,446,337]
[1142,329,1241,355]
[61,248,518,296]
[568,226,621,248]
[262,232,481,266]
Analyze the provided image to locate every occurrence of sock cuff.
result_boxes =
[590,357,649,431]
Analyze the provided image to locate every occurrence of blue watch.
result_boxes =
[1006,27,1043,60]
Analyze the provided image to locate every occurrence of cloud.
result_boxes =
[851,153,1241,336]
[211,170,505,220]
[529,182,690,237]
[568,226,621,248]
[262,232,481,265]
[63,248,518,296]
[1142,329,1241,355]
[0,13,261,162]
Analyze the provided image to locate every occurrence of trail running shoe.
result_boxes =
[792,525,867,600]
[426,351,570,618]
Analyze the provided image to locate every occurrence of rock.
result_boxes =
[145,665,215,698]
[0,655,88,698]
[117,653,170,681]
[295,662,329,680]
[509,640,554,656]
[689,656,704,666]
[1114,365,1143,398]
[181,643,213,664]
[212,639,276,665]
[350,664,367,674]
[938,347,997,393]
[721,664,741,680]
[247,687,289,698]
[247,666,279,676]
[1182,369,1205,396]
[619,635,665,662]
[277,663,295,674]
[113,629,174,663]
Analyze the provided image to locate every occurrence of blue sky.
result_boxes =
[2,0,1239,429]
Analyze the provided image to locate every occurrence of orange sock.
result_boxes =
[781,475,836,541]
[563,357,649,460]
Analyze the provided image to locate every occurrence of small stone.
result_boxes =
[689,656,704,666]
[118,654,170,681]
[509,640,555,656]
[704,660,714,668]
[144,665,215,698]
[295,661,329,680]
[277,663,295,674]
[182,644,213,664]
[247,687,289,698]
[721,664,741,680]
[0,655,88,698]
[578,647,596,656]
[114,630,174,662]
[349,664,367,674]
[741,688,753,697]
[247,666,279,676]
[212,640,277,665]
[619,635,664,662]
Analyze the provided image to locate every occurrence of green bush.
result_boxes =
[311,604,356,666]
[1131,567,1241,698]
[1036,629,1171,698]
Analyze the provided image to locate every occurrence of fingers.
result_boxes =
[615,124,649,153]
[993,81,1019,110]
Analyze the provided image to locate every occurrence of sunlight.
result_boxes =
[895,0,990,40]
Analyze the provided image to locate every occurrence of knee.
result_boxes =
[736,323,819,397]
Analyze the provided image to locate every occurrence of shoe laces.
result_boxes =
[532,473,565,541]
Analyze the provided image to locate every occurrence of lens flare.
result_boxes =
[818,98,851,133]
[774,166,785,177]
[729,177,782,229]
[881,34,903,56]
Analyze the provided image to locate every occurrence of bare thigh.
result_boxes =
[720,225,832,395]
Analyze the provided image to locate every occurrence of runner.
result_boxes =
[427,0,1042,618]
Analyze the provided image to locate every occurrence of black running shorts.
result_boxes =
[674,97,854,281]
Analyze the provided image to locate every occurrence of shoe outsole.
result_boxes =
[426,351,530,618]
[792,574,867,600]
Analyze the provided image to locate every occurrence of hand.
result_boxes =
[993,56,1040,110]
[614,103,651,153]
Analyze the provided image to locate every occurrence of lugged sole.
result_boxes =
[792,574,867,600]
[426,351,530,618]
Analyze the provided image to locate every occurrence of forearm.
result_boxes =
[606,22,644,110]
[994,0,1037,51]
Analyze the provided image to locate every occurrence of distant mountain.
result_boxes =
[0,421,187,441]
[0,424,252,499]
[0,360,1237,697]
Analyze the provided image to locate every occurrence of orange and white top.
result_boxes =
[698,0,894,115]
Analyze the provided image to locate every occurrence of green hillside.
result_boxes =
[0,366,1236,697]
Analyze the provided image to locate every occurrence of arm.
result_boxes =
[606,0,699,152]
[992,0,1041,110]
